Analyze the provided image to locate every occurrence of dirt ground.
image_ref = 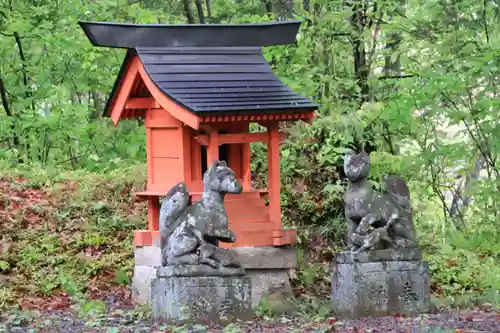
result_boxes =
[1,304,499,333]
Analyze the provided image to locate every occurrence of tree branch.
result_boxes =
[378,74,416,80]
[440,91,498,179]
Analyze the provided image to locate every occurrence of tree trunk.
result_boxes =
[349,1,369,101]
[195,0,205,23]
[449,154,487,229]
[0,77,22,160]
[277,0,294,20]
[205,0,212,19]
[263,0,273,14]
[0,78,12,118]
[346,0,377,153]
[183,0,195,24]
[383,32,402,77]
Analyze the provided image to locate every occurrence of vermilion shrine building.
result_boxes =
[79,20,318,304]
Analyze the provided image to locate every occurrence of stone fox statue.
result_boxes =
[159,161,243,268]
[343,151,417,252]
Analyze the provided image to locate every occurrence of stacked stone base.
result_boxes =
[132,245,296,308]
[151,267,252,325]
[332,249,430,318]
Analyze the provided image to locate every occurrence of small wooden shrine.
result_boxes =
[79,21,318,249]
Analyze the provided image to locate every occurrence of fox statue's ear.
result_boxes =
[206,161,220,177]
[164,181,187,199]
[216,160,227,167]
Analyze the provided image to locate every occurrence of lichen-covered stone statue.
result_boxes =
[343,151,417,252]
[159,160,243,274]
[152,161,252,325]
[331,151,430,318]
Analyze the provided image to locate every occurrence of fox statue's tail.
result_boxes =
[159,182,191,259]
[383,175,412,219]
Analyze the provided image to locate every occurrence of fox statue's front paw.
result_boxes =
[355,224,369,235]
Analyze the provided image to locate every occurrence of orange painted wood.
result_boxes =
[221,230,275,248]
[191,139,202,181]
[136,57,200,129]
[148,125,185,191]
[182,125,193,185]
[267,124,282,229]
[133,229,284,248]
[272,229,297,246]
[194,132,286,146]
[190,190,266,201]
[109,60,139,126]
[220,132,268,145]
[134,230,161,247]
[151,157,183,187]
[133,229,295,247]
[226,125,244,179]
[239,123,252,191]
[125,97,157,109]
[241,143,251,191]
[148,197,160,231]
[151,128,183,157]
[225,206,268,224]
[207,129,219,165]
[145,108,182,128]
[133,189,267,200]
[194,135,209,146]
[146,128,154,187]
[227,143,242,179]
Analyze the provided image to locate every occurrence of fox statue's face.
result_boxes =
[203,161,243,194]
[344,151,370,182]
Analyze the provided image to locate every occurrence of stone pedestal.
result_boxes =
[331,249,430,318]
[132,245,161,303]
[151,266,252,325]
[132,245,296,308]
[232,246,296,308]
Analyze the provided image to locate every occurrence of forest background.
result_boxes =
[0,0,499,310]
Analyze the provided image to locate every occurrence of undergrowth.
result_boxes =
[1,160,499,312]
[0,162,147,310]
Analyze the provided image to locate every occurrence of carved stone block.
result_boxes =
[157,264,245,278]
[331,250,430,318]
[151,274,252,325]
[335,248,423,263]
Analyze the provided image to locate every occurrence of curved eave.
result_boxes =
[79,21,302,49]
[103,49,136,118]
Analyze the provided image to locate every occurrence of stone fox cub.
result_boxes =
[343,151,417,251]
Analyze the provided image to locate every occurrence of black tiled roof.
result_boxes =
[136,47,318,114]
[78,21,319,116]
